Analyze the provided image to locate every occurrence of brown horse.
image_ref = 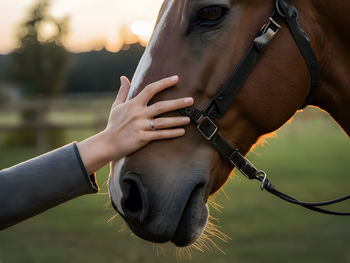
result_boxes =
[108,0,350,247]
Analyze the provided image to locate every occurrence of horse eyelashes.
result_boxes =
[187,5,229,34]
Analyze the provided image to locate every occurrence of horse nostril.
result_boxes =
[121,176,149,224]
[124,180,142,212]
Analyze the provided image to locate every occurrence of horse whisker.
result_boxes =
[220,187,230,201]
[208,199,224,213]
[107,214,118,224]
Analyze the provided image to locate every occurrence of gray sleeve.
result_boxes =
[0,142,99,230]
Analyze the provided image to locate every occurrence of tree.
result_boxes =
[5,0,70,150]
[7,0,70,98]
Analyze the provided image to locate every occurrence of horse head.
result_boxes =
[109,0,321,247]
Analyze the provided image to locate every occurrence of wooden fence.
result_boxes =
[0,93,115,151]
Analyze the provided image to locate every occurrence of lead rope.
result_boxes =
[180,106,350,216]
[257,171,350,216]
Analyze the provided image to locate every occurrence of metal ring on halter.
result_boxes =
[150,119,156,131]
[256,170,268,191]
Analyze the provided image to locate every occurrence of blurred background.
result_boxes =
[0,0,349,262]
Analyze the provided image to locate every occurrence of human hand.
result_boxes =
[104,75,193,161]
[77,75,193,174]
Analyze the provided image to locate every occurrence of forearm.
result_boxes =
[0,143,98,230]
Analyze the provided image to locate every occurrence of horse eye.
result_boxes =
[197,6,228,26]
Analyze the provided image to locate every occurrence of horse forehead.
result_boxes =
[127,0,180,100]
[128,0,236,100]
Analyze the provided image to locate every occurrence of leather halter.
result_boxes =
[180,0,350,215]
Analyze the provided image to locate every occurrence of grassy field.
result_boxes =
[0,107,349,263]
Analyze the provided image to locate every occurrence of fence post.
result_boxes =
[35,103,50,152]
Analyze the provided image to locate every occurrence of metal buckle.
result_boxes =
[268,17,281,30]
[261,17,281,33]
[265,18,281,36]
[260,17,281,36]
[197,116,218,140]
[256,170,268,191]
[255,17,282,51]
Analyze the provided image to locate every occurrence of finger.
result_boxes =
[148,97,194,117]
[137,75,179,104]
[114,76,131,106]
[145,128,186,141]
[153,116,190,130]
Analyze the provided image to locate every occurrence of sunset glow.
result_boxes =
[0,0,164,54]
[131,20,154,44]
[38,20,59,42]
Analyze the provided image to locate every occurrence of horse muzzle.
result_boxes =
[109,162,209,246]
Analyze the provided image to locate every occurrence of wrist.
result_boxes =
[100,128,120,162]
[77,131,112,174]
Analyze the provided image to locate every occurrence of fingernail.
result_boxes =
[184,97,194,104]
[183,117,191,123]
[171,75,179,81]
[178,128,185,135]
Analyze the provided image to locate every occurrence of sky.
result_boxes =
[0,0,164,54]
